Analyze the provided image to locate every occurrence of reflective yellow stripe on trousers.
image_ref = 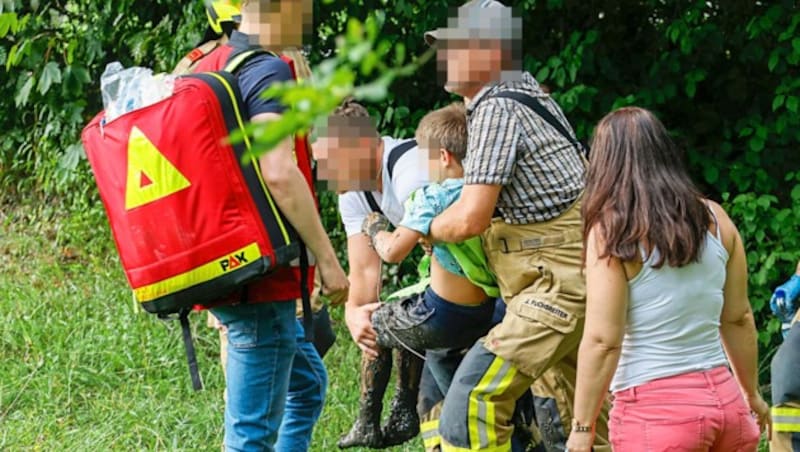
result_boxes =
[442,356,516,451]
[421,419,442,450]
[772,406,800,432]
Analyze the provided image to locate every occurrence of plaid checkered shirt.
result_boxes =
[464,72,586,224]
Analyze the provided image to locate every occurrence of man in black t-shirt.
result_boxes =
[204,2,349,451]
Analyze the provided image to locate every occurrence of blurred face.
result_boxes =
[314,133,381,194]
[419,139,447,183]
[242,0,312,49]
[437,39,503,96]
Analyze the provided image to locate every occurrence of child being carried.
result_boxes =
[363,102,498,353]
[350,102,499,449]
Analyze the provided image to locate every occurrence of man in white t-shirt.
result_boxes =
[314,99,431,447]
[337,133,427,238]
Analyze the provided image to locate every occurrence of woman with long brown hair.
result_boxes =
[565,107,770,451]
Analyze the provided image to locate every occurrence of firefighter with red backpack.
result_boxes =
[192,2,348,450]
[178,1,336,361]
[83,0,348,450]
[181,3,338,450]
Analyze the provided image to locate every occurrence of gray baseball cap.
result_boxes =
[424,0,521,46]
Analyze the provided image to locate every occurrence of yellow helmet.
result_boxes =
[206,1,242,35]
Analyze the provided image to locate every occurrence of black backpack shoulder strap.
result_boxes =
[362,139,416,216]
[492,91,586,156]
[363,191,384,215]
[386,139,418,182]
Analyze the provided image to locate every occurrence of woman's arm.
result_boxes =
[712,201,770,435]
[567,227,629,451]
[718,222,759,398]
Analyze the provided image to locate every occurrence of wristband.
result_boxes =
[571,418,593,433]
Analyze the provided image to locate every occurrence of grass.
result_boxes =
[0,204,418,451]
[0,203,773,451]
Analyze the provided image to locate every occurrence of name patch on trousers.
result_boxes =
[522,299,569,320]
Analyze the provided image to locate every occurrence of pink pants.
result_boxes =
[610,366,761,452]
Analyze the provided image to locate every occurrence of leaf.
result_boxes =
[749,137,765,152]
[6,41,17,71]
[792,184,800,201]
[395,106,410,119]
[352,75,392,102]
[394,42,406,66]
[383,106,394,125]
[786,96,799,114]
[0,12,16,38]
[568,64,578,83]
[535,66,550,81]
[58,143,84,172]
[685,80,696,98]
[772,94,786,111]
[768,50,780,72]
[364,14,379,42]
[776,116,788,135]
[66,39,78,65]
[62,65,90,95]
[704,165,719,184]
[668,23,681,43]
[554,67,566,85]
[346,18,364,44]
[37,61,61,95]
[360,52,379,76]
[346,42,372,65]
[680,35,693,55]
[611,94,636,109]
[14,76,34,107]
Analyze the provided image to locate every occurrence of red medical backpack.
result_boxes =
[82,47,315,390]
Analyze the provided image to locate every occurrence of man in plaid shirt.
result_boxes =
[421,1,610,450]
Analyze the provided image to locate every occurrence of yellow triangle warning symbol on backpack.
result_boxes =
[125,126,191,210]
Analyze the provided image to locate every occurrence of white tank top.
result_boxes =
[610,211,730,392]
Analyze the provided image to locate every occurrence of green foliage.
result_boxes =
[725,172,800,368]
[0,0,205,199]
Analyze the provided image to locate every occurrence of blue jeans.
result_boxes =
[372,286,495,352]
[276,319,328,452]
[212,301,327,452]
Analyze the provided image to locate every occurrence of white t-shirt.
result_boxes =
[339,137,430,237]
